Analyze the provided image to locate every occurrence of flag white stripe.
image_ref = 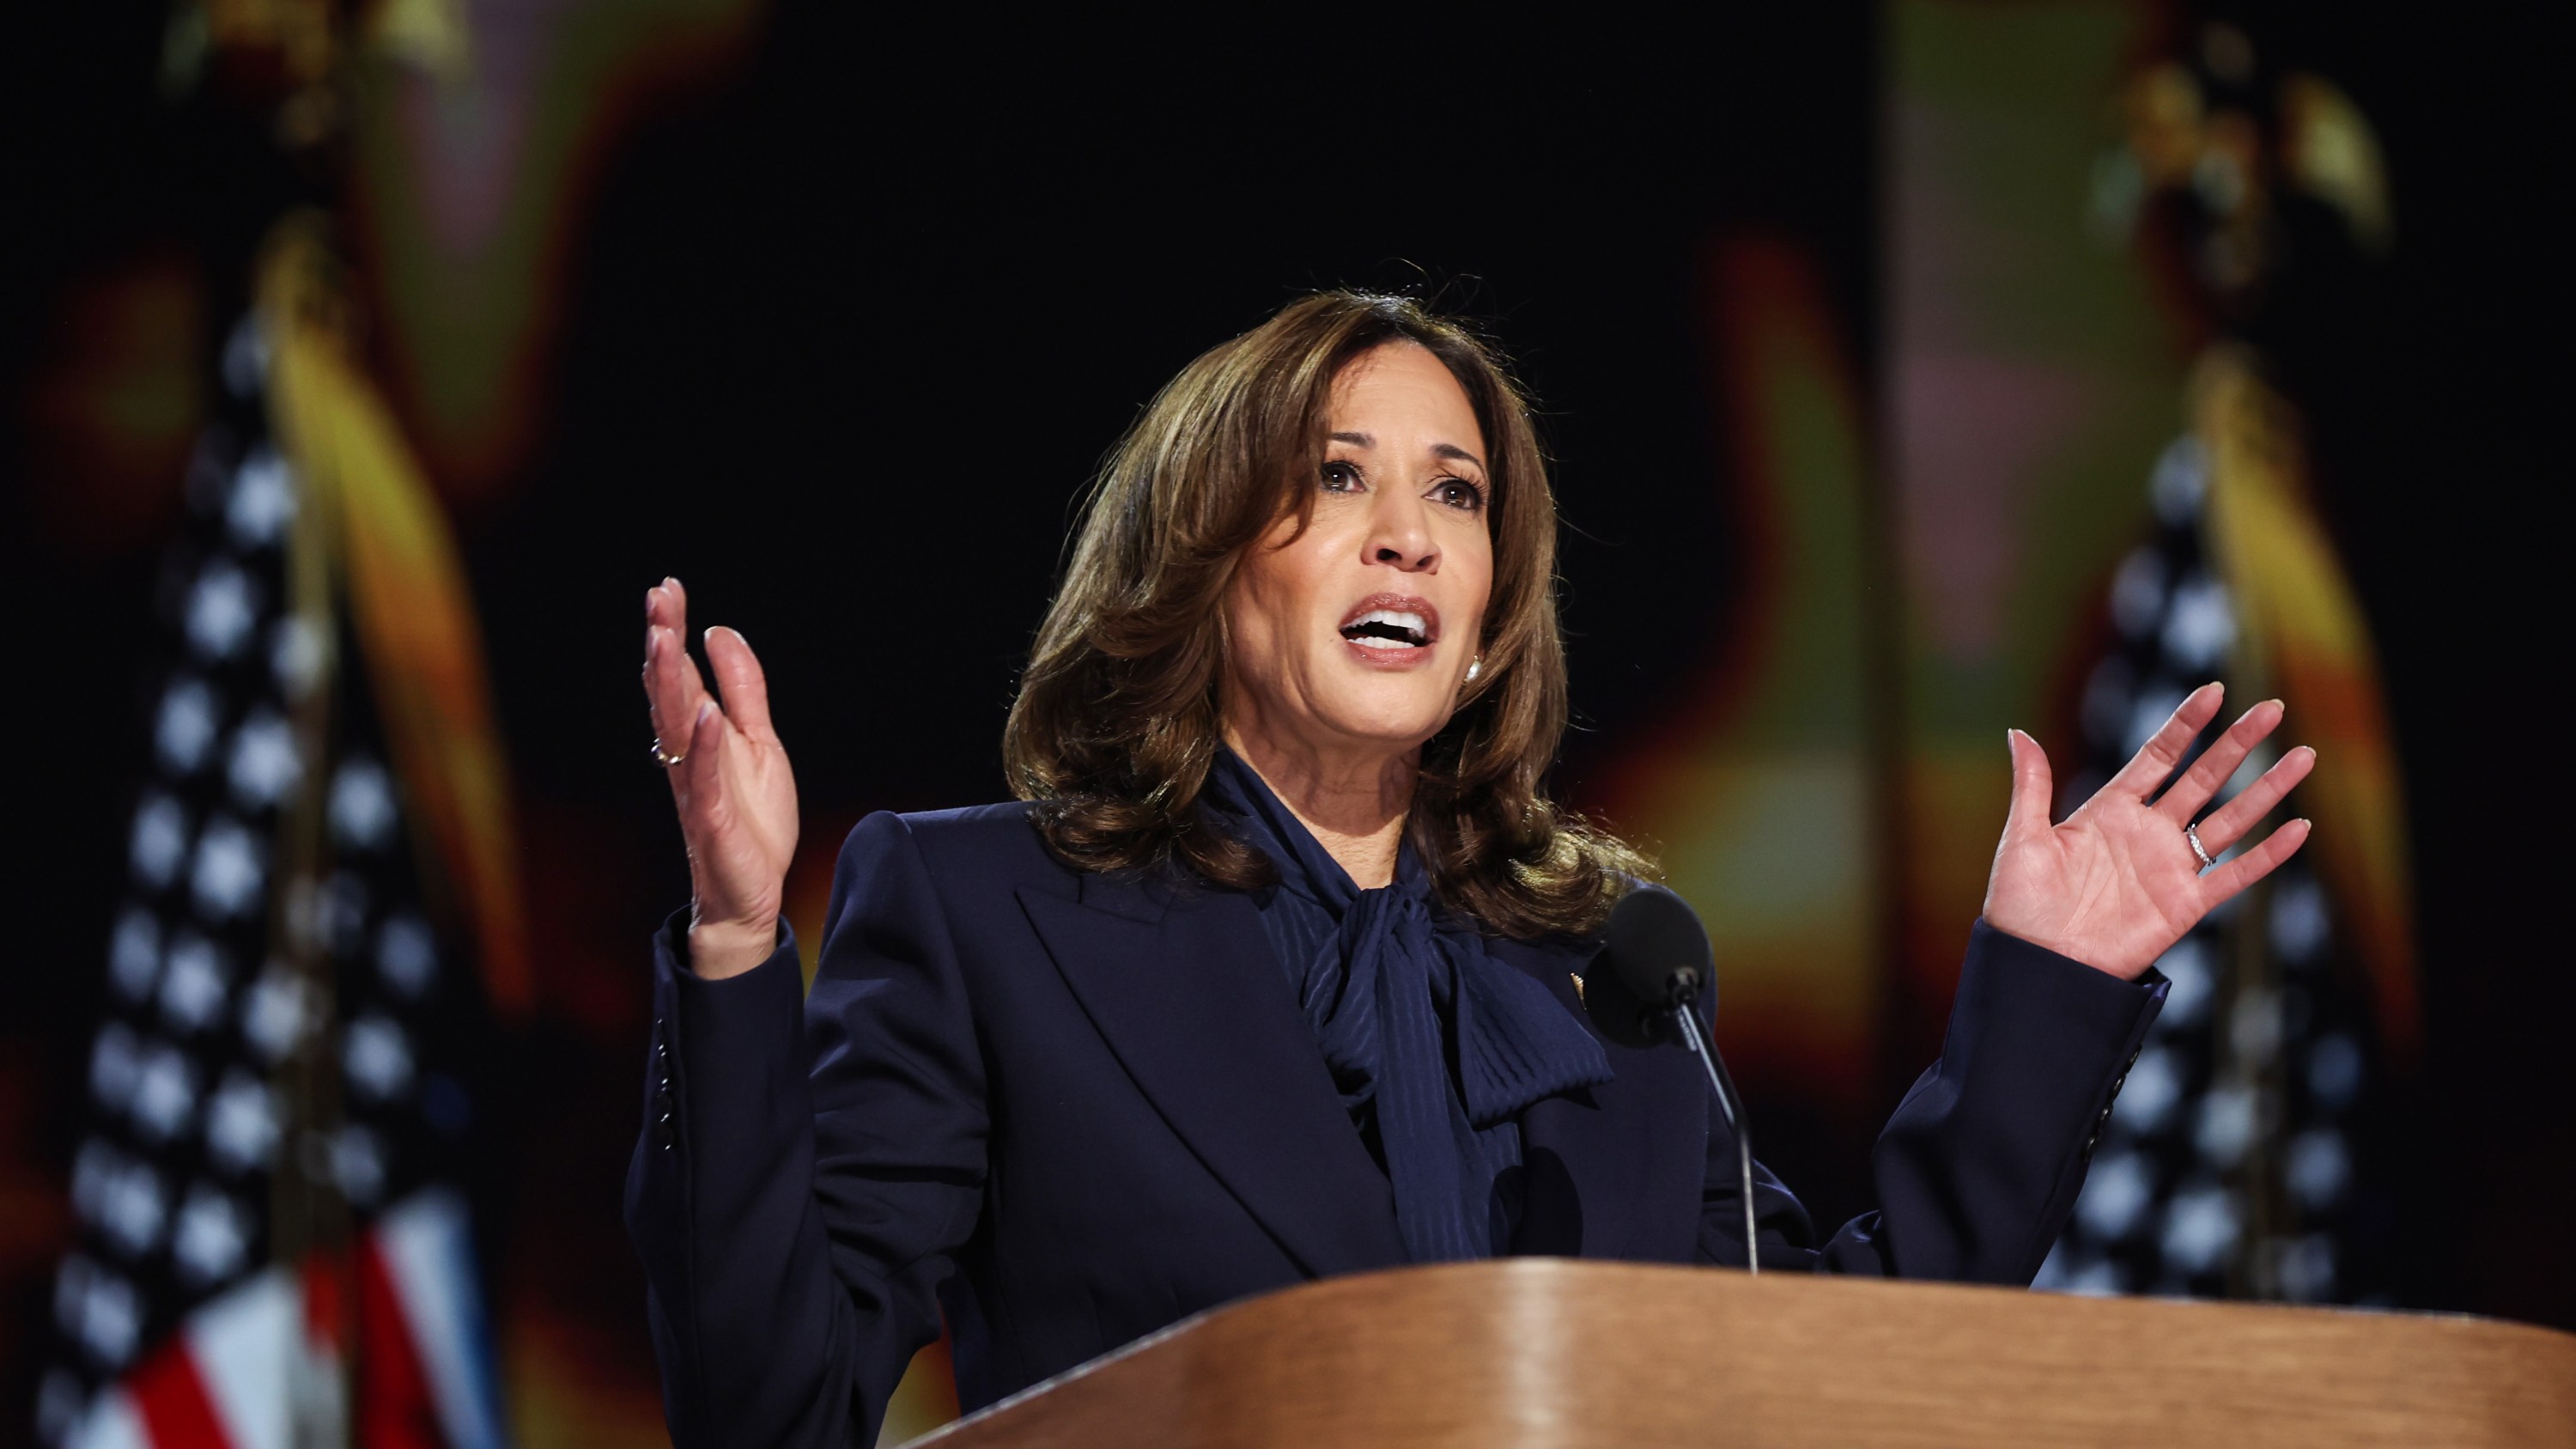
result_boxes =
[182,1268,301,1449]
[378,1188,507,1449]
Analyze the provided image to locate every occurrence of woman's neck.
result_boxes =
[1220,720,1413,890]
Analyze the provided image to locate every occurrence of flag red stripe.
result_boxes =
[126,1339,233,1449]
[357,1235,445,1449]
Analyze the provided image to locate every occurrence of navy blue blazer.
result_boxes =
[624,803,2164,1447]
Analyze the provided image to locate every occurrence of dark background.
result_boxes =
[4,3,2566,1436]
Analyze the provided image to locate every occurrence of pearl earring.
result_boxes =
[1465,655,1484,684]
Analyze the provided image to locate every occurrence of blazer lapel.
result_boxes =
[1500,938,1710,1261]
[1017,873,1405,1279]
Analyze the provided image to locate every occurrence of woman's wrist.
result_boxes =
[687,914,779,980]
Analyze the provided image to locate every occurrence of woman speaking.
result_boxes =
[623,293,2312,1446]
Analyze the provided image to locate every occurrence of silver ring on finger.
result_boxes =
[2184,821,2217,871]
[652,737,688,768]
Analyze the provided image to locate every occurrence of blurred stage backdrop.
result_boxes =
[3,2,2562,1445]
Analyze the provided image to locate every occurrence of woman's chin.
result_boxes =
[1305,692,1455,756]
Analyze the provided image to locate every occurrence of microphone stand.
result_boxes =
[1667,981,1759,1275]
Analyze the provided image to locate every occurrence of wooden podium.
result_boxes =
[909,1260,2576,1447]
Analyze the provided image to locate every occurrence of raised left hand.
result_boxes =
[1983,683,2313,981]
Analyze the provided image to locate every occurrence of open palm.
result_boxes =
[1984,683,2313,981]
[643,577,800,979]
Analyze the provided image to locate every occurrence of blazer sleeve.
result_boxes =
[1695,920,2166,1283]
[623,811,989,1448]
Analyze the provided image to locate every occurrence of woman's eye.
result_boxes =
[1321,460,1364,492]
[1431,478,1486,511]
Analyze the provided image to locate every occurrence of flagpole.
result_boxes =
[259,221,361,1449]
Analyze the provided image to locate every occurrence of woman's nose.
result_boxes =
[1365,495,1438,573]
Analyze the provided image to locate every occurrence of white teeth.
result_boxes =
[1359,610,1427,632]
[1339,606,1430,648]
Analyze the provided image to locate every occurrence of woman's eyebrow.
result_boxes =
[1329,431,1485,471]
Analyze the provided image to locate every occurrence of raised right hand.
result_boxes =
[643,577,800,979]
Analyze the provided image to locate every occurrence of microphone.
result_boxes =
[1583,885,1762,1274]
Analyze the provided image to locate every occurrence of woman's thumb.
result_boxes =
[2005,728,2056,833]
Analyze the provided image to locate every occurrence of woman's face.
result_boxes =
[1224,341,1495,762]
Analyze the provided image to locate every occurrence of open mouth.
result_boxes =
[1338,595,1439,651]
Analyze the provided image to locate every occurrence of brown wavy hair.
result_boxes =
[1002,291,1649,939]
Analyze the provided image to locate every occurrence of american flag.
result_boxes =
[36,306,507,1449]
[2037,434,2398,1306]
